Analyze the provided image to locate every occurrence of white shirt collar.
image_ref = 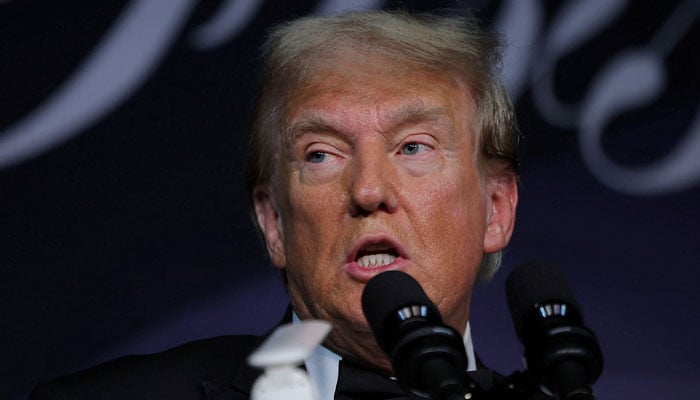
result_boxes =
[293,312,477,400]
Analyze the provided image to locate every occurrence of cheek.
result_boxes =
[418,178,484,319]
[420,170,486,225]
[280,181,346,263]
[283,172,323,224]
[418,172,488,263]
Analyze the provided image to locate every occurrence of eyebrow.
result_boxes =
[285,103,455,144]
[285,113,338,142]
[389,104,455,137]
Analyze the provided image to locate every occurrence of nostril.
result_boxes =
[351,201,390,218]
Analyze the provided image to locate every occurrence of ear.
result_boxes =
[253,185,286,269]
[483,174,518,253]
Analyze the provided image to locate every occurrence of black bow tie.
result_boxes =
[334,358,422,400]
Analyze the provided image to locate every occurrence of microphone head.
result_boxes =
[361,270,470,398]
[361,271,440,351]
[506,261,580,339]
[505,261,604,396]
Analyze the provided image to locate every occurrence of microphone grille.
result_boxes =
[505,261,580,337]
[361,271,437,339]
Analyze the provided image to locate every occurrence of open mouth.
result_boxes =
[355,247,400,268]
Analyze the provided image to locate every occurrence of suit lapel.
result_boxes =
[201,307,293,400]
[200,334,263,400]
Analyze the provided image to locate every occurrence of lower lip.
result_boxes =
[344,257,410,282]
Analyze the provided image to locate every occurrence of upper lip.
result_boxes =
[346,233,407,263]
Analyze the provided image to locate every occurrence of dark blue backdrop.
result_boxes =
[2,1,699,399]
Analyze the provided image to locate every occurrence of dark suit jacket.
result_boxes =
[28,323,510,400]
[28,334,266,400]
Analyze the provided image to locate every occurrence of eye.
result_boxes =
[401,142,430,156]
[306,151,328,164]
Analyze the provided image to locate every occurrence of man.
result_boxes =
[30,9,519,400]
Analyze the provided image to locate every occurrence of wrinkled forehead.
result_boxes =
[277,49,477,142]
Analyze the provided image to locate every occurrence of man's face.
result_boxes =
[254,54,517,366]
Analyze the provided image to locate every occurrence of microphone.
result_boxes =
[506,261,603,400]
[361,270,477,400]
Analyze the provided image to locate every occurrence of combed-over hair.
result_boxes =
[245,9,519,281]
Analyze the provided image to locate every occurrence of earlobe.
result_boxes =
[253,186,286,269]
[483,174,518,253]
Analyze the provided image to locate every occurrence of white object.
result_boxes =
[249,320,332,400]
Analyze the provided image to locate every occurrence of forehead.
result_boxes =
[282,53,475,139]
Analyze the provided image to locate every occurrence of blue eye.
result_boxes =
[401,142,427,155]
[307,151,327,163]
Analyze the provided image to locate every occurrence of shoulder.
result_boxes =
[29,334,262,400]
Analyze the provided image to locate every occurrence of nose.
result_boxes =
[348,147,398,217]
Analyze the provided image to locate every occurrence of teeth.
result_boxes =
[357,253,396,268]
